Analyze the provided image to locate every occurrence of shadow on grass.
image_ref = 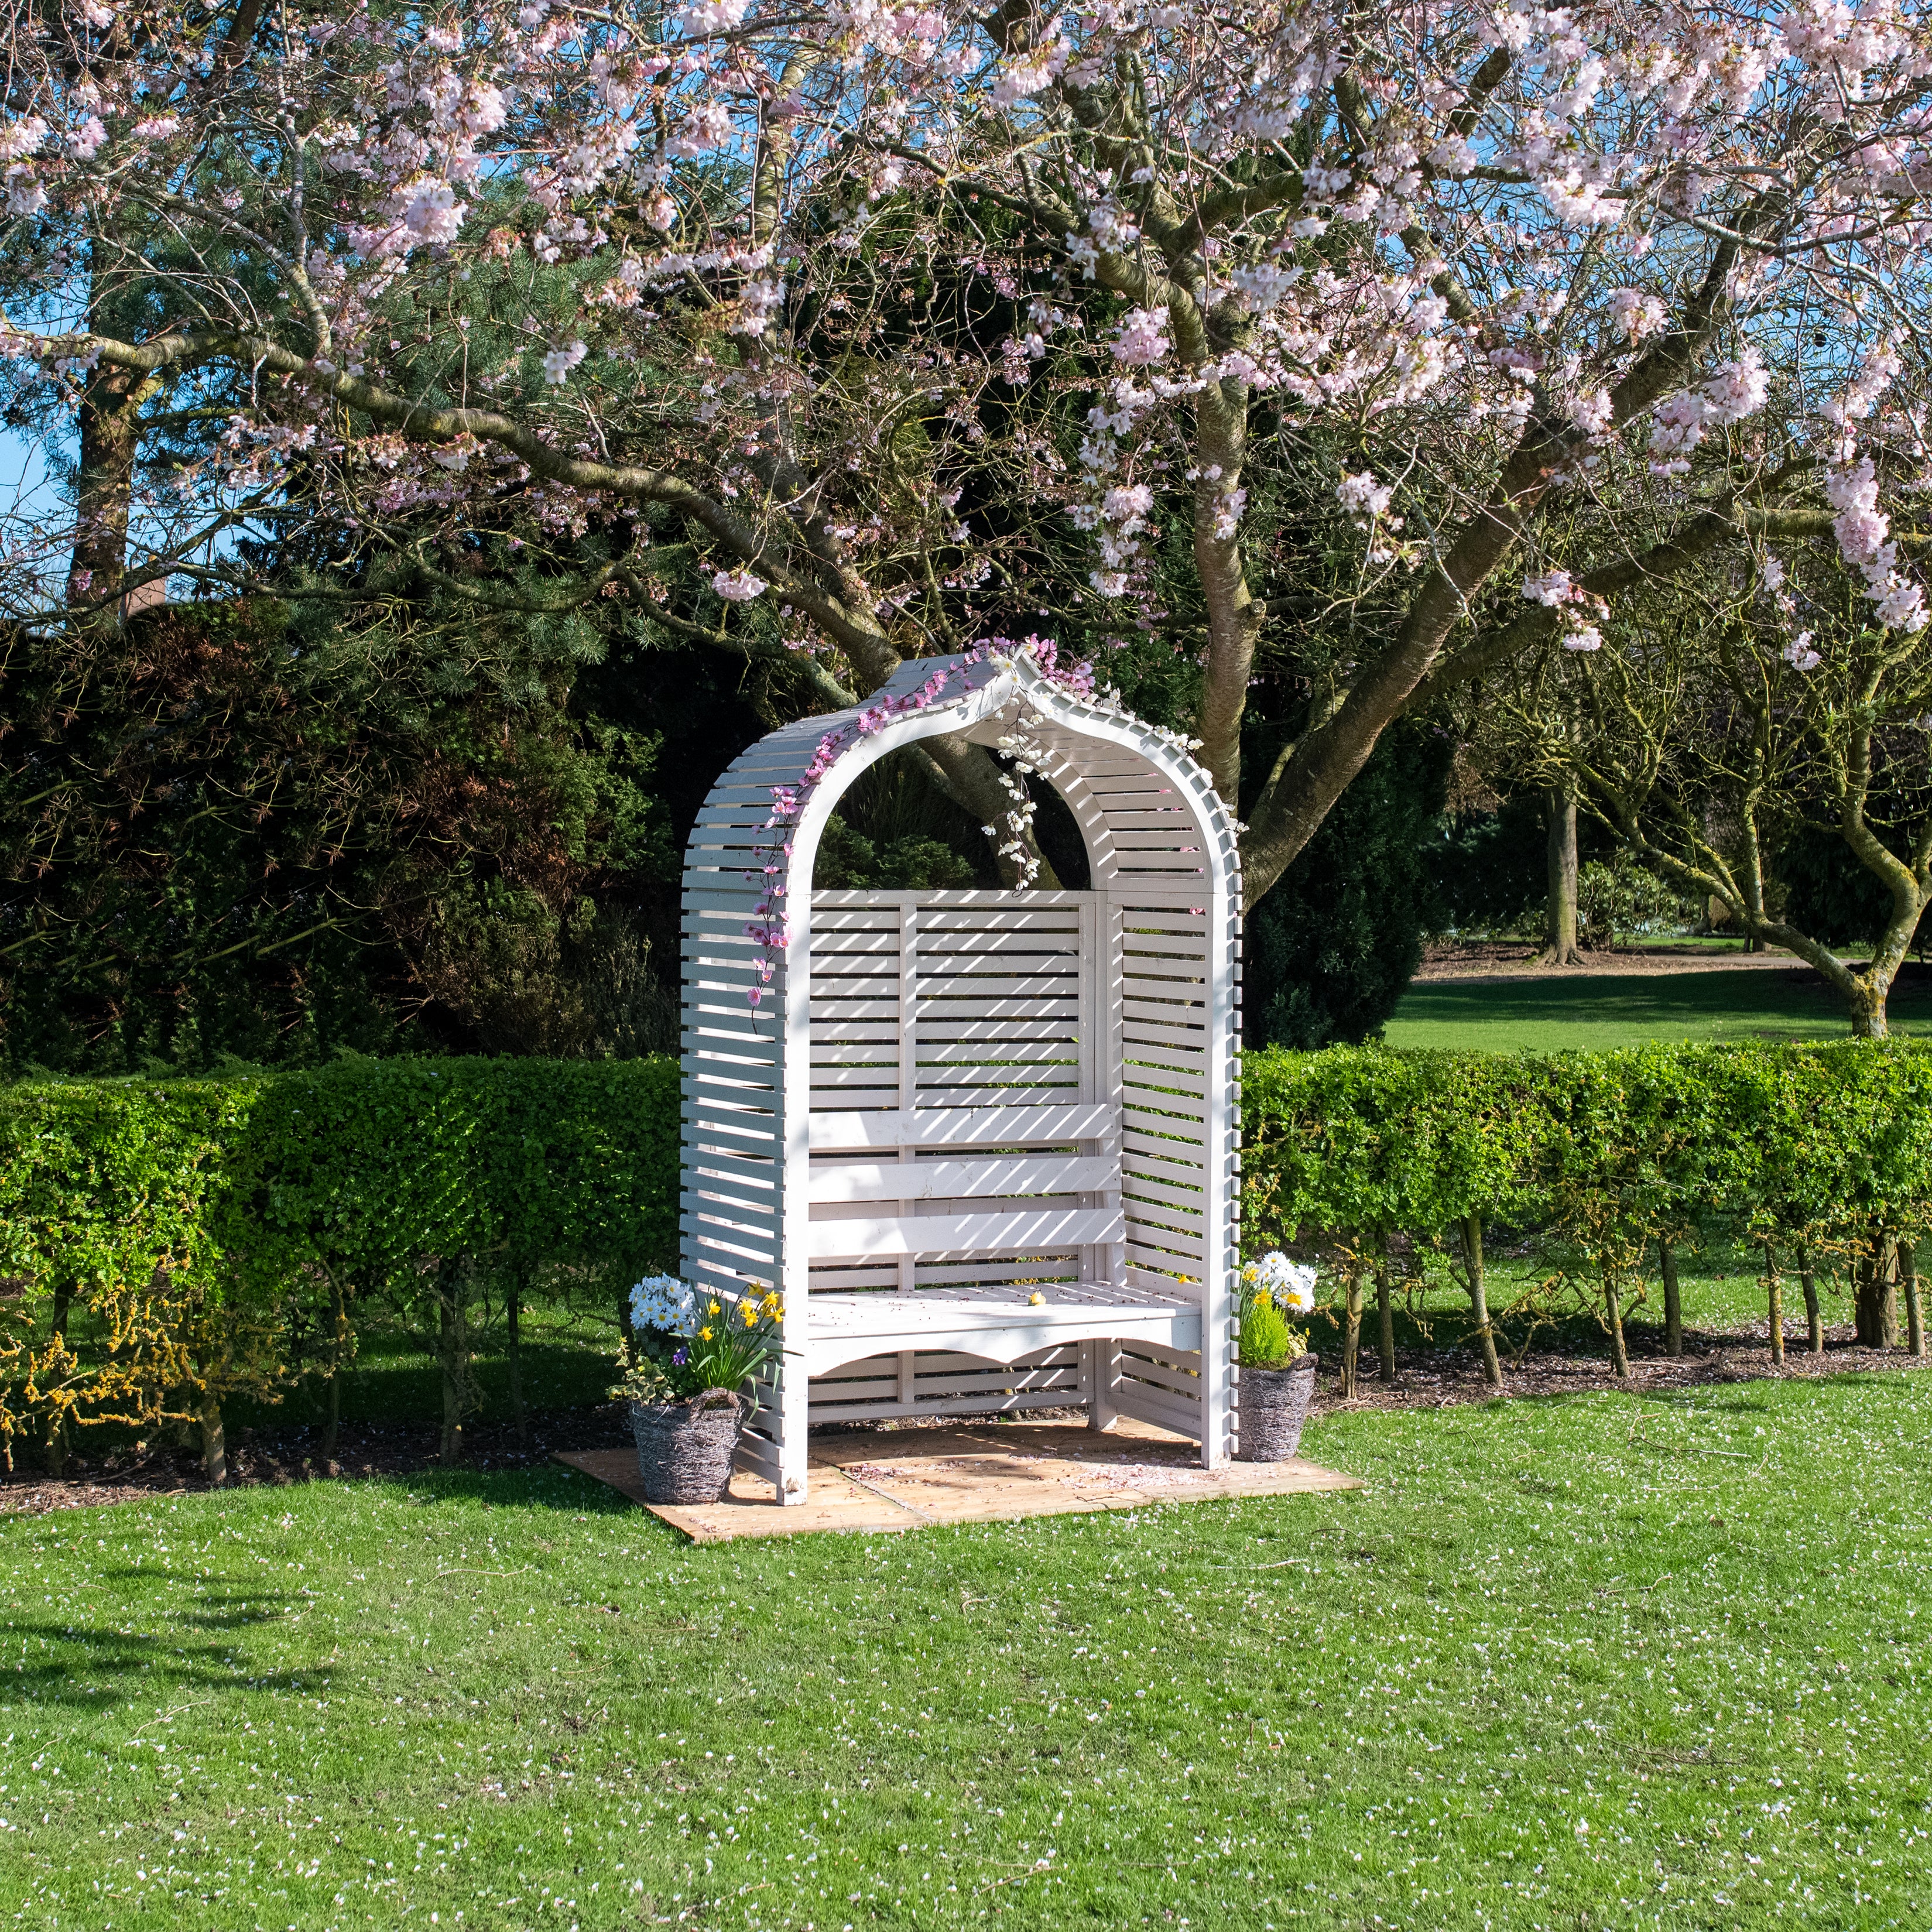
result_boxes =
[0,1590,303,1711]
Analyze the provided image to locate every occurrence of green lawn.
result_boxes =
[5,1372,1928,1930]
[1383,966,1932,1052]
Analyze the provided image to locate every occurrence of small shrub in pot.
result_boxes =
[1236,1252,1320,1464]
[614,1275,785,1504]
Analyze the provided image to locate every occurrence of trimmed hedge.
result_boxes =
[1242,1040,1932,1246]
[1243,1041,1932,1381]
[0,1057,679,1470]
[4,1042,1929,1469]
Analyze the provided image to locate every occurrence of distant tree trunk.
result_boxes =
[1604,1276,1629,1378]
[1899,1239,1924,1360]
[1461,1214,1502,1388]
[1659,1240,1683,1358]
[1798,1245,1824,1355]
[507,1263,530,1448]
[1763,1244,1784,1365]
[1339,1268,1365,1399]
[1375,1257,1396,1386]
[1538,788,1582,965]
[200,1390,227,1485]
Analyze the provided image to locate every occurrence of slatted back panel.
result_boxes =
[807,890,1118,1299]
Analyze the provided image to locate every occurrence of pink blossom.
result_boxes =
[1337,470,1392,517]
[1607,287,1667,341]
[1112,306,1170,366]
[714,567,768,601]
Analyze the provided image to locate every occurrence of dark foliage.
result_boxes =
[1241,717,1454,1050]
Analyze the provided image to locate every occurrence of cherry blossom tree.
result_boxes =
[6,0,1932,902]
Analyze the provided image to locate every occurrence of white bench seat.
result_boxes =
[801,1280,1200,1378]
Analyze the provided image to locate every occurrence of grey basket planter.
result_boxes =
[628,1392,744,1505]
[1235,1353,1319,1463]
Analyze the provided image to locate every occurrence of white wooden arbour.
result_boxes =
[680,645,1241,1505]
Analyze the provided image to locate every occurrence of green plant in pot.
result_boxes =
[616,1275,785,1504]
[1235,1252,1320,1464]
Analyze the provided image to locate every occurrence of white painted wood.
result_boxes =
[809,1153,1115,1205]
[807,1203,1125,1262]
[808,1103,1117,1150]
[684,646,1240,1503]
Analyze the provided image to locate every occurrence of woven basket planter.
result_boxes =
[1235,1354,1319,1464]
[628,1392,744,1505]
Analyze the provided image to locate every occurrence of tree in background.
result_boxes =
[2,0,1926,924]
[1494,530,1932,1037]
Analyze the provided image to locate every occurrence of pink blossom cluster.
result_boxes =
[6,0,1932,672]
[737,640,1094,1003]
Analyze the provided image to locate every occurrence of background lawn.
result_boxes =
[4,1371,1927,1930]
[1382,965,1932,1053]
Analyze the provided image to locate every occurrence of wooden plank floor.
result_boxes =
[557,1416,1362,1543]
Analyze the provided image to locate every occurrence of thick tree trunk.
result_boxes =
[68,255,147,615]
[1849,982,1890,1039]
[1375,1258,1396,1385]
[1538,788,1582,965]
[1461,1214,1502,1388]
[200,1390,227,1485]
[1799,1245,1824,1355]
[1855,1239,1899,1348]
[1604,1277,1629,1378]
[1191,379,1260,808]
[1659,1240,1683,1358]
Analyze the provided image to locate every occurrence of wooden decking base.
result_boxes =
[556,1415,1362,1543]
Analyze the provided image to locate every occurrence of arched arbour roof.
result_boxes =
[681,642,1242,1502]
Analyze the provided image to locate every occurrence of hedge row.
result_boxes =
[4,1042,1929,1475]
[1242,1041,1932,1384]
[0,1057,679,1474]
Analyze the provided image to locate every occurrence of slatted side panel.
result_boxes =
[683,745,817,1487]
[808,1346,1084,1422]
[806,891,1107,1300]
[1116,1342,1207,1438]
[807,897,910,1294]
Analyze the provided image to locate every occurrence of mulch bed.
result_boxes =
[1307,1319,1930,1418]
[1,1327,1924,1517]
